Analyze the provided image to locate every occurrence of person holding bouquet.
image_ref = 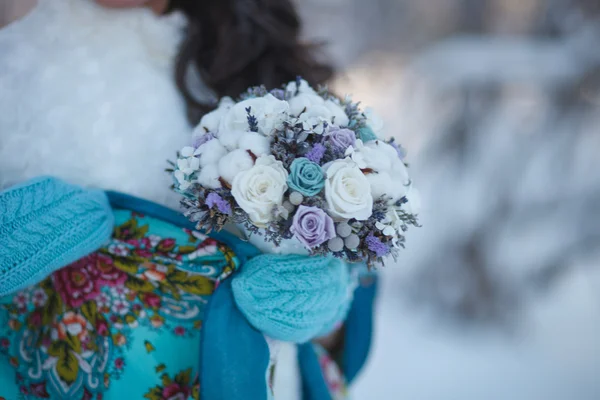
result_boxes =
[0,1,417,399]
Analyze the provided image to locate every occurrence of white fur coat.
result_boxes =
[0,1,299,398]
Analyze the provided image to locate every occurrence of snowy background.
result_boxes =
[298,0,600,399]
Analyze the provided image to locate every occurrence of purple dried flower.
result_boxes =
[270,88,286,100]
[325,126,356,151]
[205,192,232,215]
[305,143,326,164]
[365,233,389,257]
[194,132,216,149]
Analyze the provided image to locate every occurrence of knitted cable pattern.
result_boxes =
[231,254,352,343]
[0,177,114,296]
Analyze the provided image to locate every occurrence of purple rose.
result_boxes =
[325,127,356,151]
[290,205,336,248]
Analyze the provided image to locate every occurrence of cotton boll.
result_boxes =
[196,96,235,134]
[324,100,349,127]
[288,93,325,116]
[366,171,395,199]
[238,132,271,156]
[286,79,317,96]
[218,149,254,184]
[195,139,227,167]
[197,164,222,189]
[219,130,245,150]
[367,170,408,201]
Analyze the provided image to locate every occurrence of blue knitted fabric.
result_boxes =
[232,254,352,343]
[0,177,114,296]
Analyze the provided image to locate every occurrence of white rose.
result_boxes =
[220,94,289,136]
[195,97,235,135]
[324,158,373,220]
[348,140,410,202]
[218,149,254,184]
[197,163,221,189]
[324,100,349,127]
[364,107,384,137]
[194,139,227,167]
[231,155,288,225]
[238,132,271,156]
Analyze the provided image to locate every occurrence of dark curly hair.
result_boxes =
[167,0,334,124]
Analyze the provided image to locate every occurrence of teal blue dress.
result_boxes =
[0,189,376,400]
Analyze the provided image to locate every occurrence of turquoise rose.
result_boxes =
[287,158,325,197]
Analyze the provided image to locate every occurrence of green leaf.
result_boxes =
[167,270,190,284]
[178,245,197,255]
[42,293,63,326]
[143,387,163,400]
[174,368,192,386]
[81,302,98,326]
[114,257,141,274]
[174,276,214,296]
[125,314,137,325]
[158,283,181,300]
[114,219,137,239]
[47,341,66,357]
[161,373,172,386]
[64,333,82,353]
[125,276,156,293]
[132,224,149,240]
[56,347,79,384]
[192,385,200,400]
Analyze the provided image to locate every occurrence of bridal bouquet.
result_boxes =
[170,79,420,266]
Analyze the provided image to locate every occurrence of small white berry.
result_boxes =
[344,234,360,249]
[283,201,295,213]
[328,237,344,252]
[336,222,352,238]
[289,192,304,206]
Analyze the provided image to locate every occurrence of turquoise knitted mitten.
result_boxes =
[232,254,352,343]
[0,177,114,296]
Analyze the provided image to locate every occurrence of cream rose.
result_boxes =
[348,140,410,201]
[232,155,289,225]
[220,94,289,136]
[324,158,373,220]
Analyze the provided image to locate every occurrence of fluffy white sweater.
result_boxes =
[0,1,300,398]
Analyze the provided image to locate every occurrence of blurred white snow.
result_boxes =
[299,0,600,398]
